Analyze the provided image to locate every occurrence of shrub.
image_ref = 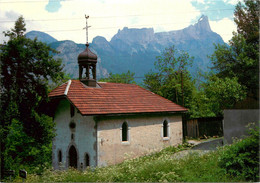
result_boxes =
[4,118,53,178]
[218,123,259,181]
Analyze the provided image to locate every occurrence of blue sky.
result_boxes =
[191,0,236,20]
[0,0,239,44]
[45,0,63,13]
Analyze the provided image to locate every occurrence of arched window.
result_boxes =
[70,104,75,117]
[163,120,168,137]
[58,150,62,163]
[85,153,90,167]
[122,122,128,141]
[68,145,77,168]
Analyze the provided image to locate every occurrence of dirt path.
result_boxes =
[172,138,224,160]
[191,138,223,150]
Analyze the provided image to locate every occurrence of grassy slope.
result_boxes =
[13,144,243,182]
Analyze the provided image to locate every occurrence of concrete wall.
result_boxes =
[52,99,97,169]
[97,115,183,166]
[223,109,259,144]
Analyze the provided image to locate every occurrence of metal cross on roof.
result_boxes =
[83,15,91,44]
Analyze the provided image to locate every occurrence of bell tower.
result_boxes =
[78,15,97,87]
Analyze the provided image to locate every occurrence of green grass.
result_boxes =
[11,143,246,182]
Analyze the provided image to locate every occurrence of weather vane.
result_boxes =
[83,15,91,44]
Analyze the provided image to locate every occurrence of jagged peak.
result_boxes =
[93,36,108,43]
[111,27,155,44]
[117,27,154,33]
[92,36,111,49]
[194,15,211,32]
[198,15,208,22]
[114,27,154,38]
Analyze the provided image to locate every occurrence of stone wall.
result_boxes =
[97,115,183,166]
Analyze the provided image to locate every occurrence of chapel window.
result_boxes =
[58,150,62,163]
[122,122,128,141]
[70,104,75,117]
[163,120,168,137]
[85,153,90,167]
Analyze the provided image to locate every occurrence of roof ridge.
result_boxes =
[64,80,72,95]
[98,82,132,85]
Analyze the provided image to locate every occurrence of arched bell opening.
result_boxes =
[78,43,97,87]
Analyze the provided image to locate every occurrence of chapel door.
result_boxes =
[68,145,77,168]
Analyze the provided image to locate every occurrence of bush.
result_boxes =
[218,123,259,181]
[4,118,53,177]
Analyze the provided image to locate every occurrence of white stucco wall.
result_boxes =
[52,99,183,168]
[52,99,97,169]
[97,115,183,166]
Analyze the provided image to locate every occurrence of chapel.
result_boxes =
[49,43,187,169]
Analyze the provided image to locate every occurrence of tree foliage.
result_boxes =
[3,16,26,39]
[143,1,258,118]
[98,70,136,84]
[218,123,259,182]
[211,0,259,98]
[234,0,259,47]
[154,45,193,74]
[143,45,195,109]
[187,74,247,118]
[143,40,249,118]
[0,16,64,178]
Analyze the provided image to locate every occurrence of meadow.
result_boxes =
[12,126,259,182]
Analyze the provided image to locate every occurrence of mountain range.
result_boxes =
[25,15,224,81]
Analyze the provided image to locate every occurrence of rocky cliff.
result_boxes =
[26,15,224,80]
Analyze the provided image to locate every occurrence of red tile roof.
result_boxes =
[49,80,187,115]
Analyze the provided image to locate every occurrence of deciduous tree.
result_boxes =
[210,0,259,98]
[143,45,195,108]
[0,16,64,179]
[234,0,259,47]
[99,70,136,84]
[187,66,248,118]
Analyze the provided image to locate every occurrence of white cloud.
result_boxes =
[0,0,50,43]
[224,0,239,5]
[209,17,237,43]
[0,0,236,44]
[0,0,201,44]
[194,0,205,4]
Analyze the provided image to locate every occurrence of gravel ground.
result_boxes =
[172,149,212,160]
[172,138,224,160]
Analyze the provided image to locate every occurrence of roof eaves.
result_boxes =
[92,111,188,121]
[81,110,188,117]
[49,95,66,99]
